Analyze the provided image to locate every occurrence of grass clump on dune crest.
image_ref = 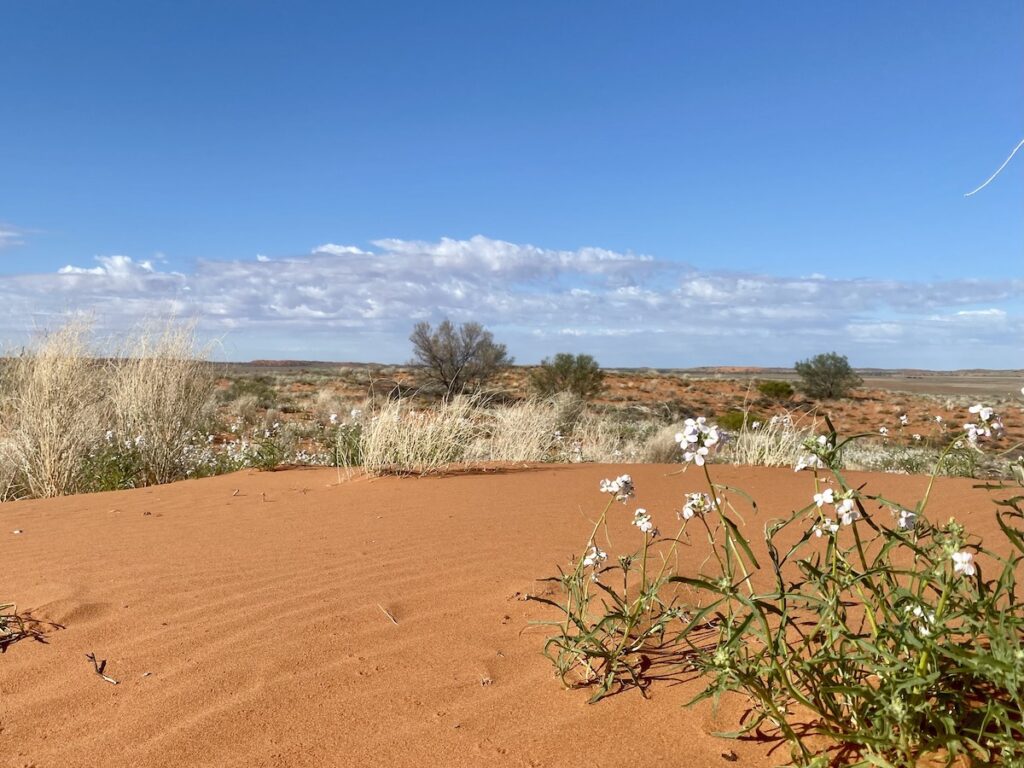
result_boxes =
[109,322,216,485]
[1,321,107,498]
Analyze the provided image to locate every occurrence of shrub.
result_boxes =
[409,319,512,394]
[794,351,863,400]
[756,379,794,400]
[220,376,278,409]
[715,409,761,431]
[529,353,605,400]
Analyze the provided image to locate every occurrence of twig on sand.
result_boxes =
[376,604,399,625]
[85,652,119,685]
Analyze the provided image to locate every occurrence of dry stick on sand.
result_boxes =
[85,653,119,685]
[376,604,399,625]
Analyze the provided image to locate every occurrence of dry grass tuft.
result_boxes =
[1,321,107,497]
[109,322,216,485]
[468,399,561,462]
[360,395,482,475]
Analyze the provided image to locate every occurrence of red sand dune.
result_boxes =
[1,465,1009,767]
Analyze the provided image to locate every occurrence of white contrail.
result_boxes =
[964,137,1024,197]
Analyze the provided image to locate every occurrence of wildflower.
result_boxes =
[813,518,839,537]
[952,550,976,577]
[104,429,114,443]
[813,488,834,508]
[879,426,889,437]
[751,421,761,430]
[329,413,338,425]
[912,434,922,441]
[968,404,994,422]
[350,408,362,420]
[599,474,635,502]
[836,496,860,525]
[794,454,825,472]
[896,509,918,531]
[680,492,714,520]
[582,545,607,569]
[899,414,909,426]
[909,604,936,637]
[935,415,943,424]
[632,508,657,536]
[675,417,720,466]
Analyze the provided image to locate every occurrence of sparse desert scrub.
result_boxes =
[0,321,108,497]
[533,399,1024,766]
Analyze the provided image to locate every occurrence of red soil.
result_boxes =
[1,465,1012,767]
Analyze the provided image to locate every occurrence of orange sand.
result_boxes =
[1,465,1009,767]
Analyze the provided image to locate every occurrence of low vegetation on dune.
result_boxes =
[531,404,1024,767]
[0,320,1021,503]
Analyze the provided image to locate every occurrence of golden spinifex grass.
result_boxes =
[533,404,1024,767]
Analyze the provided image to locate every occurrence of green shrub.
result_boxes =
[756,379,794,400]
[529,353,605,400]
[715,409,761,431]
[221,376,278,409]
[794,352,863,400]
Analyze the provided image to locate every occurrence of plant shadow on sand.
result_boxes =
[0,608,63,653]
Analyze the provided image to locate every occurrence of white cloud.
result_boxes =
[0,235,1020,367]
[312,243,370,256]
[0,224,25,250]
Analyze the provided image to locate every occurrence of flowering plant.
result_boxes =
[534,403,1024,766]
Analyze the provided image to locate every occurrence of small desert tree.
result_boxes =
[530,353,605,400]
[409,319,513,394]
[794,352,862,400]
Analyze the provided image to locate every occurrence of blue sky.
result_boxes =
[1,1,1021,367]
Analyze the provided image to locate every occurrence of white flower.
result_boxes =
[675,417,720,466]
[600,474,635,502]
[912,434,922,441]
[935,415,943,424]
[813,488,834,508]
[632,508,656,535]
[899,414,909,426]
[582,545,607,569]
[329,413,339,425]
[896,509,918,531]
[813,518,839,537]
[836,496,860,525]
[908,604,935,637]
[794,454,825,472]
[879,426,889,436]
[952,550,976,577]
[680,492,714,520]
[751,421,761,430]
[968,404,994,422]
[350,408,363,419]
